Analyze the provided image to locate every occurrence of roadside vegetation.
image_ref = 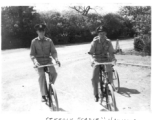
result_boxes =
[1,6,151,56]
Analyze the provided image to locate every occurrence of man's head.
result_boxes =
[96,26,107,39]
[34,23,46,38]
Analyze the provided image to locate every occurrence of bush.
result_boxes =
[2,7,136,49]
[134,37,145,51]
[1,6,41,49]
[143,41,151,55]
[103,13,125,39]
[134,36,151,55]
[40,11,94,44]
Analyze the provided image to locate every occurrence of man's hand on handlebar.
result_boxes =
[112,58,117,65]
[90,59,95,67]
[34,60,40,67]
[56,60,61,67]
[91,62,95,67]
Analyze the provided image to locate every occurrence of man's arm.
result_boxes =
[88,41,96,64]
[108,41,116,61]
[50,40,58,61]
[30,40,39,65]
[50,41,61,66]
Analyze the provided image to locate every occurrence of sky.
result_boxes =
[1,0,152,14]
[34,3,122,14]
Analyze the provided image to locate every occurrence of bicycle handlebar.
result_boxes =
[93,61,116,65]
[34,64,57,68]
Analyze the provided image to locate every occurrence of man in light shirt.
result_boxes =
[88,26,117,102]
[30,23,61,102]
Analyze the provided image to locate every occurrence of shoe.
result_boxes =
[41,96,47,102]
[94,95,99,102]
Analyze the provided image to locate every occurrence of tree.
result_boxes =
[119,6,151,36]
[69,6,93,16]
[102,13,125,39]
[2,6,40,49]
[119,6,151,55]
[85,13,103,33]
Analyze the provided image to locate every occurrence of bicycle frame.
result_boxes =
[99,64,110,97]
[94,61,117,111]
[34,64,57,84]
[94,61,115,92]
[34,64,59,111]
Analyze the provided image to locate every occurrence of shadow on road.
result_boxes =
[118,87,140,97]
[59,108,66,112]
[100,102,119,112]
[100,108,108,111]
[100,107,119,112]
[45,103,66,112]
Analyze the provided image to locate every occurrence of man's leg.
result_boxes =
[37,68,48,99]
[105,65,113,84]
[48,66,57,84]
[91,65,100,101]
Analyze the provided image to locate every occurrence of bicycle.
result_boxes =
[94,61,118,111]
[35,64,59,111]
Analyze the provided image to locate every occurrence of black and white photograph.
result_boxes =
[1,0,152,120]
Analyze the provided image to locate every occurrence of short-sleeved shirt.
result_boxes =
[30,36,57,65]
[89,36,115,62]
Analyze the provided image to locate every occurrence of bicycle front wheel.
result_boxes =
[49,84,59,111]
[112,70,120,92]
[106,84,117,111]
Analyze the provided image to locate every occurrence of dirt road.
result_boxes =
[1,39,151,113]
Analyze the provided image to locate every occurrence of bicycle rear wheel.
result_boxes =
[112,70,120,92]
[48,84,59,111]
[106,84,117,111]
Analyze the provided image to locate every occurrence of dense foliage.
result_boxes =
[2,6,139,50]
[119,6,151,55]
[103,13,129,39]
[2,6,40,49]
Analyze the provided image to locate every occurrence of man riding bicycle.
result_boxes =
[30,23,61,102]
[88,26,117,102]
